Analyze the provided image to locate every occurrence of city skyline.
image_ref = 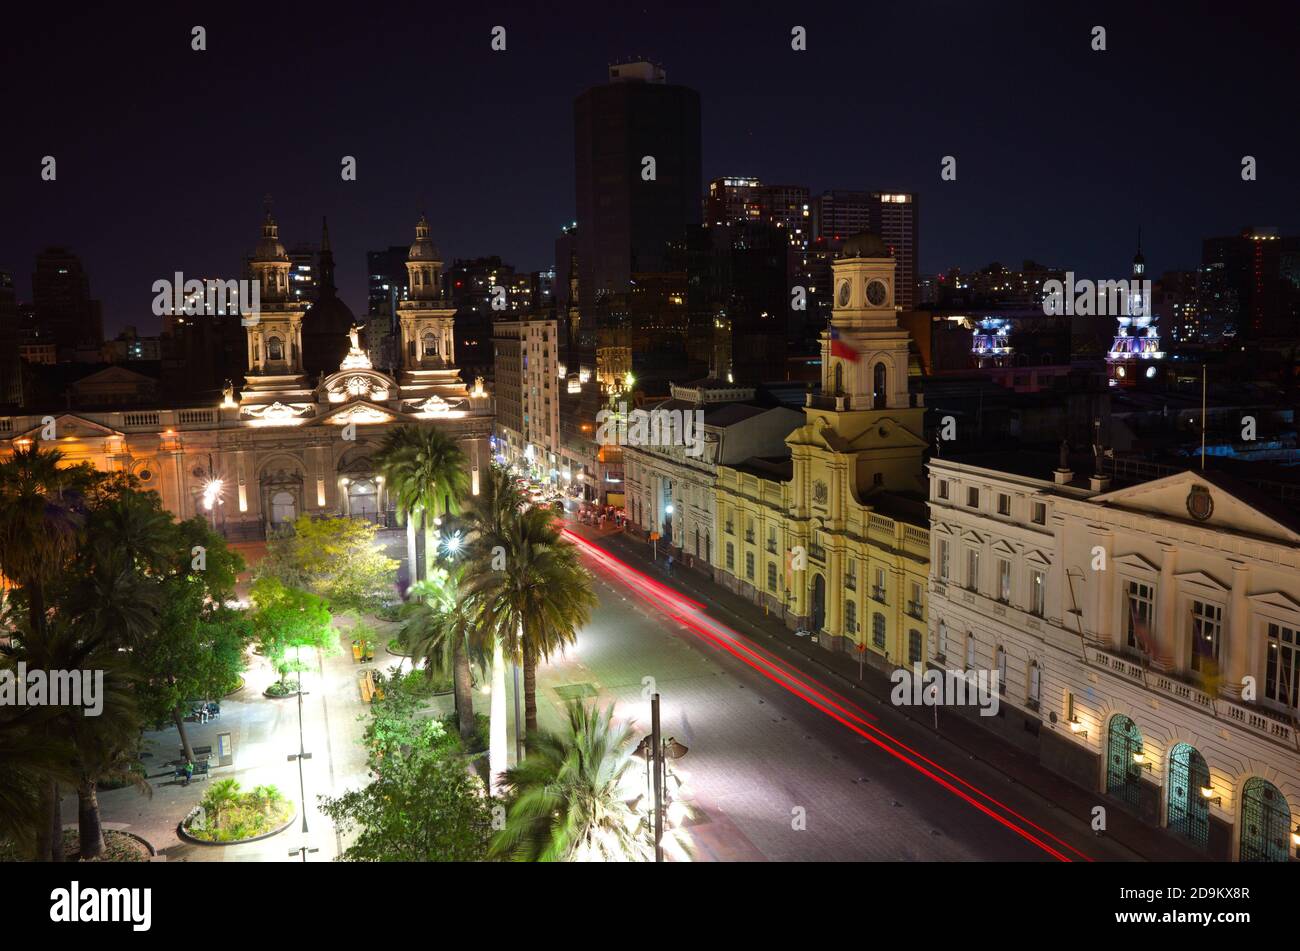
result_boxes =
[3,2,1299,334]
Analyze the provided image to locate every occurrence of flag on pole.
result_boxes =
[829,327,861,363]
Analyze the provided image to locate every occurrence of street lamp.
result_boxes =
[635,693,689,862]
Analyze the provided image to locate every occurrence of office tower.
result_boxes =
[813,190,871,241]
[0,270,21,404]
[869,192,919,310]
[574,60,702,301]
[706,177,811,248]
[32,246,103,360]
[1201,226,1298,340]
[287,242,320,304]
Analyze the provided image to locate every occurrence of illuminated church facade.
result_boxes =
[0,212,493,538]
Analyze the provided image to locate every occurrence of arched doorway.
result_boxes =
[810,574,826,633]
[1106,714,1143,808]
[270,490,297,527]
[1240,777,1292,862]
[1167,743,1210,849]
[347,477,379,522]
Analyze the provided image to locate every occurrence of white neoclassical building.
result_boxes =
[928,450,1300,861]
[623,379,801,572]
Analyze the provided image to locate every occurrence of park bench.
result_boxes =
[359,672,374,703]
[174,760,211,783]
[179,744,213,759]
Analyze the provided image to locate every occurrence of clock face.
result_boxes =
[866,279,889,306]
[837,280,851,307]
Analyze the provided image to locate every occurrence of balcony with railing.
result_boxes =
[871,586,886,603]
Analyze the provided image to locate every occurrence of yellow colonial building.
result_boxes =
[712,233,931,668]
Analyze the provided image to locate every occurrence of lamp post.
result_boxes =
[635,693,688,862]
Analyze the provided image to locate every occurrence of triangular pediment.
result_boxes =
[16,414,123,441]
[1114,551,1160,575]
[1248,590,1300,617]
[72,365,157,386]
[1025,548,1052,566]
[1174,569,1229,592]
[1090,469,1300,544]
[312,400,398,427]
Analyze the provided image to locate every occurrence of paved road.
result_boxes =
[528,523,1135,862]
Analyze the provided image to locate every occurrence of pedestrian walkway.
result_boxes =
[566,520,1207,863]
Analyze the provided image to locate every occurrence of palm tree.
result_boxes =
[490,701,652,862]
[470,506,596,737]
[0,444,92,643]
[375,426,470,586]
[397,571,485,742]
[0,444,94,861]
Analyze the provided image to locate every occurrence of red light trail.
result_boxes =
[564,527,1093,863]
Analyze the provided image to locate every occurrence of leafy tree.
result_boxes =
[257,515,398,612]
[321,712,492,862]
[250,578,336,689]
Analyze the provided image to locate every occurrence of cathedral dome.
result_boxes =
[302,217,357,377]
[408,214,441,262]
[255,211,288,261]
[840,231,888,259]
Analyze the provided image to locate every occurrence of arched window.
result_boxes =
[834,363,844,396]
[872,612,886,649]
[422,331,437,356]
[937,620,948,659]
[908,629,923,665]
[1028,661,1041,707]
[872,361,887,409]
[267,336,284,361]
[995,645,1008,694]
[965,632,977,669]
[845,599,857,637]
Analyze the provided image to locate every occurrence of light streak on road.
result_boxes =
[564,527,1093,863]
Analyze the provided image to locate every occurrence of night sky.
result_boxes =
[3,1,1297,336]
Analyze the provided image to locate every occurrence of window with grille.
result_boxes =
[726,543,734,571]
[908,630,923,665]
[767,561,777,592]
[845,599,857,635]
[745,551,755,581]
[872,613,886,649]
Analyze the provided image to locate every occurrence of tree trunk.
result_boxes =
[523,640,539,737]
[35,779,57,862]
[77,780,105,860]
[488,639,507,796]
[422,512,436,582]
[174,704,195,762]
[49,780,65,862]
[453,638,475,742]
[405,515,417,593]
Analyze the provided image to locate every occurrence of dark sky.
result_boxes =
[3,1,1297,336]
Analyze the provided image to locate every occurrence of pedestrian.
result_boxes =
[183,759,194,787]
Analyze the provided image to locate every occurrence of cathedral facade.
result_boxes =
[0,213,492,538]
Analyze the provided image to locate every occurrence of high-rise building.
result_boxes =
[870,192,919,310]
[813,190,871,242]
[574,60,702,301]
[706,177,811,249]
[1201,227,1298,340]
[32,247,103,360]
[0,271,21,404]
[492,315,561,481]
[814,191,919,310]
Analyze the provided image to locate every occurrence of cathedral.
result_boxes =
[0,212,493,539]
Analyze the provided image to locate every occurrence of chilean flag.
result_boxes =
[829,327,861,362]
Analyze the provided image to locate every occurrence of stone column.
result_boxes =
[1222,561,1251,700]
[1153,544,1178,671]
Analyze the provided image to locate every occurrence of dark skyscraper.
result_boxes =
[32,246,103,360]
[869,192,919,311]
[573,61,702,301]
[1201,227,1298,339]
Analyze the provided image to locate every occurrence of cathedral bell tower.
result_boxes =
[397,215,457,373]
[244,203,308,394]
